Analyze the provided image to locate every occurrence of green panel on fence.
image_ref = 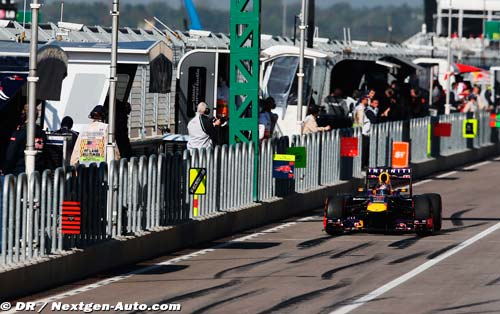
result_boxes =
[286,147,307,168]
[486,21,500,40]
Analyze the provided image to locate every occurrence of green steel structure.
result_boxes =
[229,0,260,200]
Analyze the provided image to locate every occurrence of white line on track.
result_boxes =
[412,179,432,187]
[495,156,500,161]
[330,221,500,314]
[463,160,491,170]
[435,170,457,178]
[6,216,315,313]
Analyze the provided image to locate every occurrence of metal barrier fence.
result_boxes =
[410,116,431,163]
[1,112,498,268]
[438,112,469,155]
[369,121,404,167]
[187,143,255,214]
[478,111,492,148]
[1,169,64,267]
[292,128,363,192]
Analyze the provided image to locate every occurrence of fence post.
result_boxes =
[2,175,15,265]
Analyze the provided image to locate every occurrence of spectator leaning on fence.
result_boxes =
[302,105,331,134]
[187,102,221,150]
[462,94,478,113]
[353,95,368,127]
[362,99,379,168]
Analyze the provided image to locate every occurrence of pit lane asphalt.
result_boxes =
[16,158,500,314]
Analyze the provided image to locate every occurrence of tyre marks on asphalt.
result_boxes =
[288,249,336,264]
[296,236,331,249]
[388,236,420,249]
[126,279,243,314]
[213,254,286,279]
[486,277,500,286]
[426,244,459,259]
[449,208,474,226]
[388,251,429,265]
[432,299,500,312]
[329,242,373,259]
[321,255,383,280]
[257,280,352,314]
[190,289,266,314]
[441,222,489,234]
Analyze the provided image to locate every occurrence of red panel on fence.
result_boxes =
[490,114,500,128]
[434,123,452,137]
[62,201,81,235]
[340,137,359,157]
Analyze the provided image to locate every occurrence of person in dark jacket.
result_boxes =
[53,116,79,153]
[45,116,79,169]
[4,104,47,175]
[114,99,133,159]
[104,98,133,159]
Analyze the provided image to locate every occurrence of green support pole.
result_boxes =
[230,0,260,201]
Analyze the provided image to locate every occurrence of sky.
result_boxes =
[41,0,421,9]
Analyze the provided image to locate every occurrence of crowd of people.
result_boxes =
[185,77,496,151]
[321,80,494,125]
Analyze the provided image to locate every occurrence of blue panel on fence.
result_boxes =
[273,159,295,179]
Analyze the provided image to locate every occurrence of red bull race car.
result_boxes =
[323,168,442,236]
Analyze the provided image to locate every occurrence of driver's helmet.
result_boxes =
[375,183,390,196]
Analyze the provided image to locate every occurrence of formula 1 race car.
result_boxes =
[323,168,442,236]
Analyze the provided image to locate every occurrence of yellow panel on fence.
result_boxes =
[463,119,478,139]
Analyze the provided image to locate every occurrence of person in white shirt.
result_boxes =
[353,95,368,127]
[70,105,120,166]
[187,102,221,150]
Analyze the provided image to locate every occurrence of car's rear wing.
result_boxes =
[367,167,412,180]
[366,167,413,196]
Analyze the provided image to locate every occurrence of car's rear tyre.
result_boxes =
[414,195,431,236]
[425,193,442,232]
[325,195,345,236]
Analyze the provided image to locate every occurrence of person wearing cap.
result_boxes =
[44,116,80,169]
[70,105,120,165]
[187,102,221,150]
[302,105,331,134]
[53,116,79,154]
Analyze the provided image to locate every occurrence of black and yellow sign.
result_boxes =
[463,119,478,139]
[189,168,207,195]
